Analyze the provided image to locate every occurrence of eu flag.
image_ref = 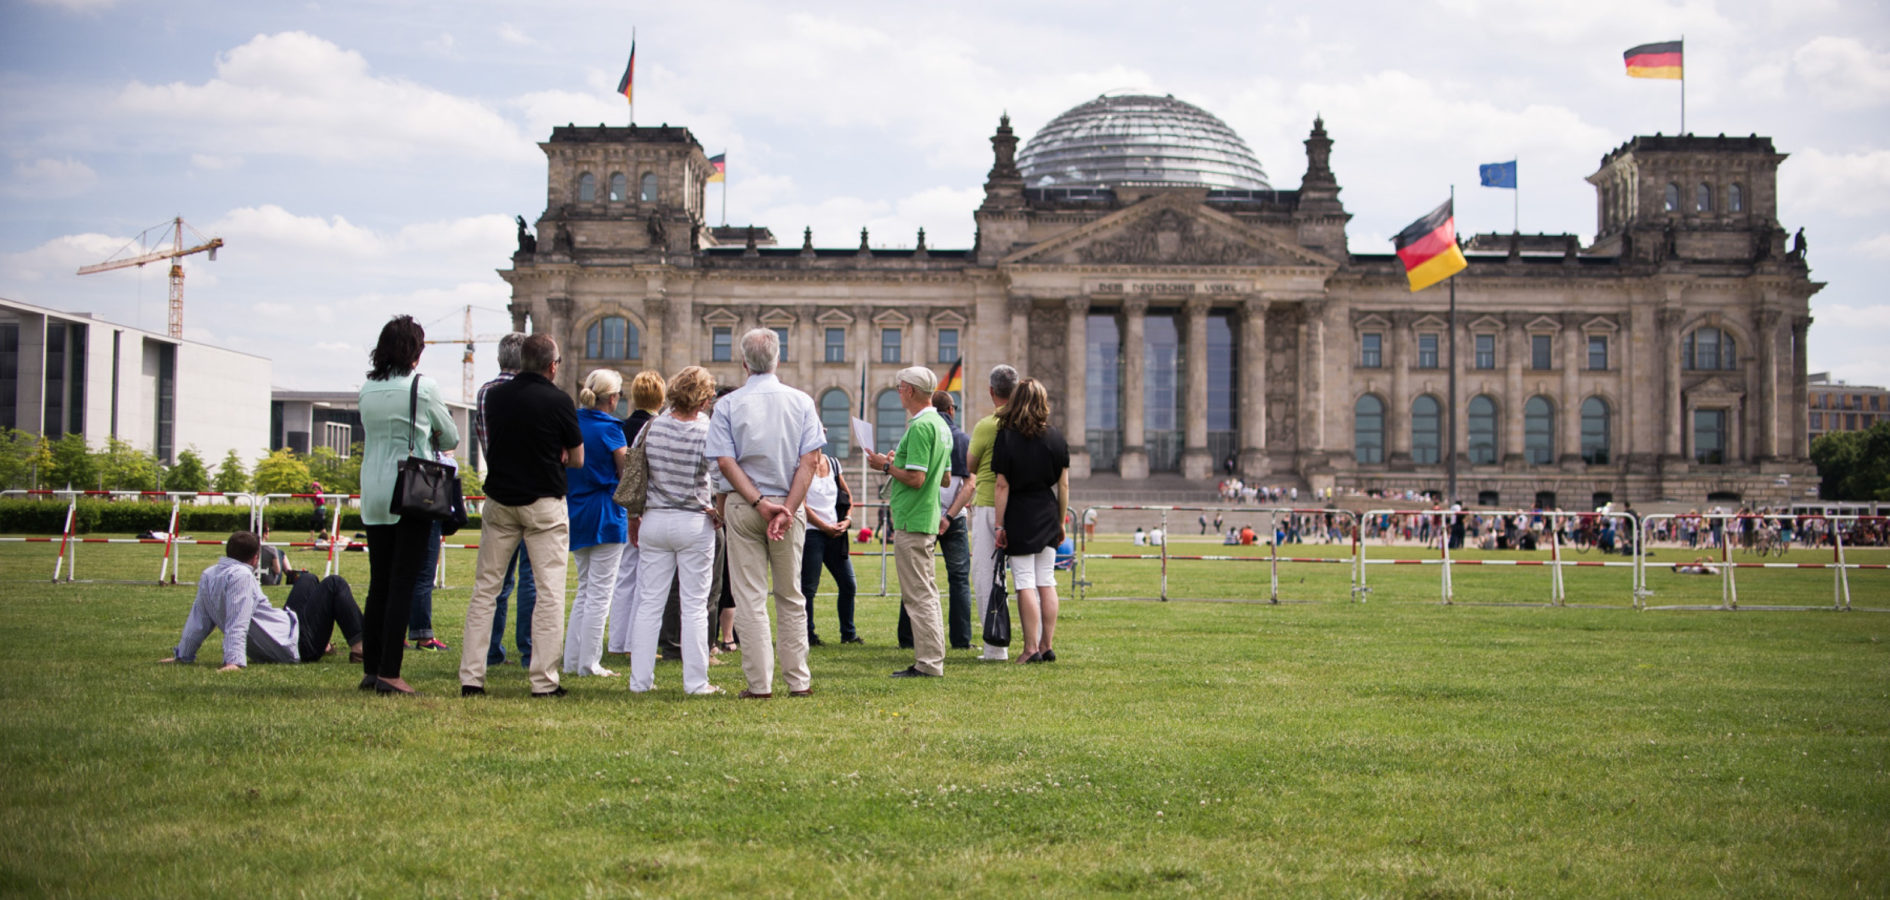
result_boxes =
[1479,160,1517,189]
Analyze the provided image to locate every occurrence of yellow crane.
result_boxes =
[423,305,509,402]
[76,216,224,339]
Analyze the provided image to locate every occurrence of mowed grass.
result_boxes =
[0,535,1887,897]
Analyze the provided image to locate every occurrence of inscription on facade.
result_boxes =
[1090,281,1249,296]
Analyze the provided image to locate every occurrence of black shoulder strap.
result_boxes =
[406,375,422,458]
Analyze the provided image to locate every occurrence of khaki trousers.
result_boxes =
[460,496,569,693]
[894,529,945,676]
[725,497,810,694]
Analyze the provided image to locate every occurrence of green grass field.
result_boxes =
[0,535,1886,897]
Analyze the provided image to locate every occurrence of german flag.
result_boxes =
[707,153,726,183]
[1624,40,1683,80]
[942,358,963,392]
[1393,199,1467,292]
[616,42,636,102]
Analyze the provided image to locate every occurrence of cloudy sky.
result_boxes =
[2,0,1887,398]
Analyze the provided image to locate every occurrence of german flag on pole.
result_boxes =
[706,153,726,183]
[942,358,963,392]
[1624,40,1683,79]
[616,42,636,103]
[1393,199,1468,292]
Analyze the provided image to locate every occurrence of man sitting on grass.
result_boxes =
[162,531,364,670]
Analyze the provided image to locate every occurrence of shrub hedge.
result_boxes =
[0,499,481,535]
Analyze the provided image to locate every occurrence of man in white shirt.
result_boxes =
[163,531,363,669]
[708,328,825,699]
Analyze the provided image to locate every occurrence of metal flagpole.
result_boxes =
[1679,35,1686,134]
[1447,184,1459,506]
[721,152,728,227]
[1512,156,1519,235]
[628,27,636,127]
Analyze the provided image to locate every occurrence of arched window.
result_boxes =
[578,172,597,203]
[819,389,851,458]
[1729,183,1744,212]
[1682,326,1738,370]
[1663,183,1680,212]
[1580,397,1611,464]
[1411,395,1441,464]
[639,173,658,203]
[875,389,906,455]
[584,316,639,360]
[609,173,627,202]
[1354,395,1384,465]
[1696,182,1712,212]
[1524,396,1554,465]
[1468,395,1498,465]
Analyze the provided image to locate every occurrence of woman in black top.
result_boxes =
[992,378,1070,664]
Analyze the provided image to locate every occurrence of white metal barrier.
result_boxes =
[1073,505,1361,603]
[1360,508,1641,606]
[1637,513,1889,611]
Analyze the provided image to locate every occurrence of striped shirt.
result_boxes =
[643,413,713,511]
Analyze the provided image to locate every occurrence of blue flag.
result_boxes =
[1479,160,1517,189]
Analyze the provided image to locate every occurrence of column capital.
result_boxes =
[644,295,668,316]
[1182,295,1212,316]
[1656,307,1685,330]
[1122,296,1149,315]
[1792,314,1814,334]
[1008,295,1032,316]
[1755,307,1781,330]
[546,296,573,318]
[1065,295,1090,314]
[1243,296,1272,318]
[1300,298,1327,322]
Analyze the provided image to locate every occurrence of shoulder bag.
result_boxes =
[981,546,1012,647]
[389,375,458,521]
[613,421,650,516]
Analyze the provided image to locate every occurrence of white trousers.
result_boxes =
[971,506,1007,660]
[564,542,623,676]
[606,538,639,653]
[630,509,714,694]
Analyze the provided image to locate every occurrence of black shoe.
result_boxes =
[357,675,377,691]
[658,648,683,661]
[1040,649,1057,662]
[532,686,569,698]
[808,635,825,647]
[898,643,914,650]
[841,636,863,645]
[951,644,972,651]
[461,685,486,697]
[889,666,940,678]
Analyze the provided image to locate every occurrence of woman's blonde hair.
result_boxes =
[578,368,623,409]
[629,369,666,411]
[666,366,717,415]
[997,377,1051,439]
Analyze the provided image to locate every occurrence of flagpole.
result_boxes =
[628,27,636,127]
[1513,155,1520,235]
[721,151,728,227]
[1447,184,1459,507]
[1679,35,1686,134]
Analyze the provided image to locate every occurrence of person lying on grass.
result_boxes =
[162,531,365,671]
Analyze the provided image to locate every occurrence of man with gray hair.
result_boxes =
[865,365,954,678]
[964,363,1017,661]
[708,327,826,698]
[474,332,537,668]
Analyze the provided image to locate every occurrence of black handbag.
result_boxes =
[982,546,1012,647]
[389,375,458,521]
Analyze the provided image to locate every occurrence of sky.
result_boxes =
[2,0,1887,401]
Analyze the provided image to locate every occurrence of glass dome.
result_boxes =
[1016,94,1270,191]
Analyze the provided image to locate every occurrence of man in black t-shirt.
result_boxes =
[457,334,583,698]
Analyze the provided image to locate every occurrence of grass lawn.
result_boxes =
[0,536,1886,897]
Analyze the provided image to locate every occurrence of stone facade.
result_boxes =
[499,113,1823,509]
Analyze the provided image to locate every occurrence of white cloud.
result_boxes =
[0,232,138,282]
[423,32,456,57]
[1851,234,1890,259]
[1781,148,1890,217]
[1434,0,1731,46]
[23,0,116,11]
[113,31,535,163]
[6,156,97,197]
[1793,36,1890,108]
[496,24,536,46]
[189,153,243,171]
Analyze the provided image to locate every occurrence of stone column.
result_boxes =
[1503,313,1526,468]
[1065,297,1091,479]
[1300,299,1327,461]
[1388,311,1412,465]
[1239,297,1270,475]
[911,309,930,373]
[1560,314,1582,466]
[1658,307,1685,462]
[1791,315,1812,459]
[1756,308,1780,461]
[1181,297,1212,479]
[1118,297,1149,479]
[795,306,816,391]
[507,300,531,333]
[643,295,667,374]
[1008,296,1031,371]
[546,296,575,392]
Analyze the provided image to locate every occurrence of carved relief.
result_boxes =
[1265,306,1299,451]
[1074,209,1254,265]
[1028,305,1068,431]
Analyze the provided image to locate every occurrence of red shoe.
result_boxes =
[414,638,450,651]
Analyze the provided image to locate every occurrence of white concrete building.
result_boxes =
[0,296,271,466]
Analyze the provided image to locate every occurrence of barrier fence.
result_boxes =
[1359,508,1643,607]
[1074,505,1361,603]
[1637,513,1889,611]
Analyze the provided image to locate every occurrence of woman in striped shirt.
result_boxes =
[626,366,722,695]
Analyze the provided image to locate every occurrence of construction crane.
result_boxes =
[423,305,509,402]
[76,217,224,339]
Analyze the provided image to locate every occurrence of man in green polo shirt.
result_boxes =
[864,365,953,678]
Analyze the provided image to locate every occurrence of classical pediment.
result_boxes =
[1685,375,1746,402]
[1001,194,1339,269]
[814,307,855,325]
[701,308,740,327]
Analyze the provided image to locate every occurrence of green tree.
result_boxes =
[1811,421,1890,501]
[97,438,162,492]
[46,433,96,491]
[164,448,211,492]
[305,445,362,495]
[213,450,250,494]
[459,464,484,500]
[252,448,312,496]
[0,428,44,490]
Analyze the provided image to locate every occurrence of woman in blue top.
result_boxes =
[564,368,629,677]
[356,315,459,695]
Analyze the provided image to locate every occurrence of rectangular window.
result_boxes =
[1531,334,1553,370]
[1811,412,1822,429]
[1847,413,1857,430]
[880,328,901,364]
[772,327,789,362]
[1360,333,1382,368]
[1417,333,1438,369]
[711,326,732,362]
[1587,335,1608,370]
[824,328,845,363]
[1694,409,1727,464]
[1874,396,1883,412]
[937,328,958,364]
[1474,334,1495,370]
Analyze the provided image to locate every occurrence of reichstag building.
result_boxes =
[500,93,1820,508]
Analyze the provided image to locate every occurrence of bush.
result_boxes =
[165,449,211,493]
[0,497,480,535]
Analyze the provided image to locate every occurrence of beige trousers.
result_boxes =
[459,496,569,693]
[725,497,811,694]
[894,529,945,676]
